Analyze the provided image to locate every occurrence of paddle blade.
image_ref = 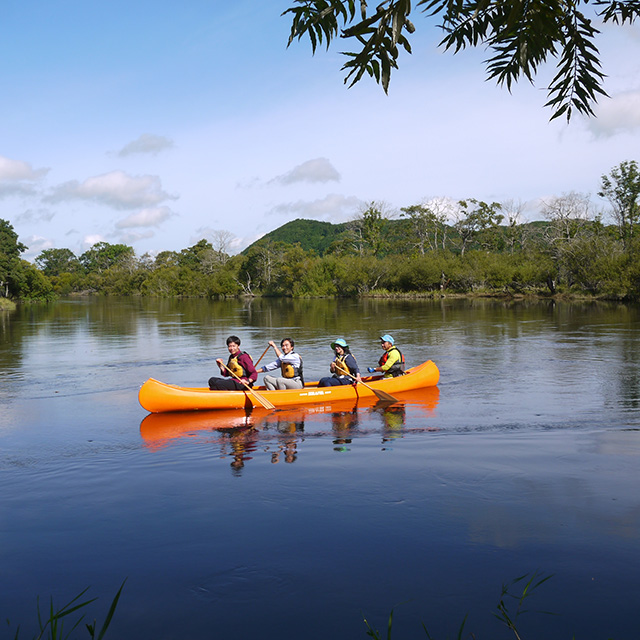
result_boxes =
[372,388,399,403]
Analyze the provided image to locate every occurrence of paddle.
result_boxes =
[219,363,275,410]
[254,345,271,367]
[344,371,399,403]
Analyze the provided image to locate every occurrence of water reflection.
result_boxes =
[140,387,440,473]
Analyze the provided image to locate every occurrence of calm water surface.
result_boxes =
[1,297,639,639]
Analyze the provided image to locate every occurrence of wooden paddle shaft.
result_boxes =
[220,362,275,410]
[344,371,399,403]
[254,344,271,367]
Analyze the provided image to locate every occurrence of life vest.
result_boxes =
[378,346,405,377]
[227,351,251,378]
[334,354,351,376]
[281,353,302,379]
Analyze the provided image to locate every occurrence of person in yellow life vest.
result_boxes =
[367,334,405,378]
[208,335,258,390]
[319,339,362,387]
[258,338,304,390]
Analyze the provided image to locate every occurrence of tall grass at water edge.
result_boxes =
[5,581,125,640]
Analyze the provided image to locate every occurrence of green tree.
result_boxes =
[284,0,640,120]
[344,202,388,257]
[35,248,81,276]
[0,219,27,298]
[599,160,640,251]
[80,242,135,274]
[400,203,449,254]
[454,199,503,256]
[154,250,180,269]
[11,259,55,300]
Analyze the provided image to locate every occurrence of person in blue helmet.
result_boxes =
[367,334,406,378]
[318,338,362,387]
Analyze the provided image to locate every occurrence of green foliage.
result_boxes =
[80,242,135,274]
[35,249,81,276]
[243,219,348,256]
[455,199,504,256]
[363,571,553,639]
[14,163,640,302]
[178,239,229,274]
[0,218,27,298]
[7,580,125,640]
[599,160,640,250]
[11,260,56,301]
[283,0,640,120]
[400,205,449,255]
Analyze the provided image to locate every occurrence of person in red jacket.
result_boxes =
[208,335,258,390]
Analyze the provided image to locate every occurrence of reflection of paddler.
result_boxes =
[380,404,406,430]
[331,407,359,433]
[276,419,304,434]
[271,437,299,464]
[219,426,259,475]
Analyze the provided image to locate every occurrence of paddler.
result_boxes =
[208,335,258,390]
[258,338,304,390]
[319,338,362,387]
[367,334,405,378]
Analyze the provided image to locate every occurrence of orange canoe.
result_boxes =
[140,386,440,449]
[138,359,440,413]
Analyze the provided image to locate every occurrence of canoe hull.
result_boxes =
[138,359,439,413]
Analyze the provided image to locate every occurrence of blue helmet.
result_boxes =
[380,334,395,345]
[331,338,348,350]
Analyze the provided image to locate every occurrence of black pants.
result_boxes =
[208,377,247,390]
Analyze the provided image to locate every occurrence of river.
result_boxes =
[1,297,639,639]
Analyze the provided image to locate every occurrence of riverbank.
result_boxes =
[0,298,17,311]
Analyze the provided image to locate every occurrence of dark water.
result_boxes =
[1,297,639,639]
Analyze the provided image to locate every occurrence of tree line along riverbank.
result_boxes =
[2,161,640,302]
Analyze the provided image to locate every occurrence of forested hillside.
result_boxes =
[2,161,640,302]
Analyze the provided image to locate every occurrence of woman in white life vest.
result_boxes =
[259,338,304,390]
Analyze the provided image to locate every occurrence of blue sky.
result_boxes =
[1,1,639,260]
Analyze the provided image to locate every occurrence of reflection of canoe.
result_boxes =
[138,360,440,413]
[140,386,440,448]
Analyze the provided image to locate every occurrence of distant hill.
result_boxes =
[242,216,561,257]
[242,219,350,255]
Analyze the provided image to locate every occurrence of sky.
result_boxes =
[1,0,640,260]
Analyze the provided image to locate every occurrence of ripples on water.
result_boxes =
[1,298,639,640]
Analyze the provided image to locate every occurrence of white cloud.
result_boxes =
[0,155,48,199]
[82,234,108,250]
[115,206,174,229]
[0,155,48,182]
[115,230,156,244]
[269,193,363,221]
[589,90,640,137]
[116,133,175,157]
[22,235,54,259]
[45,171,177,210]
[270,158,341,185]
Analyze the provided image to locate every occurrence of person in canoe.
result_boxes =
[208,335,258,390]
[319,338,362,387]
[367,334,406,378]
[258,338,304,390]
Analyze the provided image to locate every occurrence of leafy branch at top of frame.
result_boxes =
[283,1,416,92]
[282,0,640,121]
